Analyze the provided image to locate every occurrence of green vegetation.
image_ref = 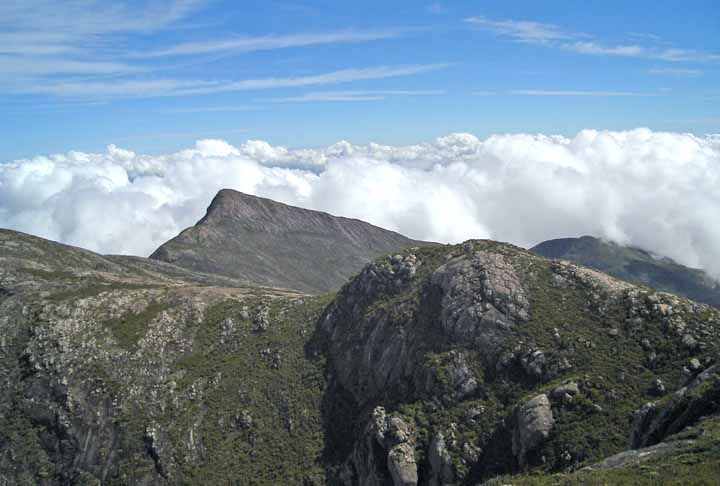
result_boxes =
[486,416,720,486]
[146,294,332,485]
[17,267,79,280]
[47,282,159,302]
[104,301,169,350]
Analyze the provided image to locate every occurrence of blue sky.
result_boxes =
[1,0,718,160]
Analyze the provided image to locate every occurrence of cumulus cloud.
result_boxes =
[2,129,720,280]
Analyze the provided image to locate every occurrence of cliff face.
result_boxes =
[150,189,429,293]
[2,228,720,486]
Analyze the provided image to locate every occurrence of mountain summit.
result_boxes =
[150,189,427,293]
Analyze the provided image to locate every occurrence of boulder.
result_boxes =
[388,442,418,486]
[430,251,529,351]
[512,394,555,466]
[428,432,454,486]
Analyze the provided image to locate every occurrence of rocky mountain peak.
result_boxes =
[201,189,317,229]
[150,189,431,293]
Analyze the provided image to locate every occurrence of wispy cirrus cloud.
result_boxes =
[0,0,206,37]
[510,89,656,97]
[563,41,646,57]
[465,16,578,44]
[0,57,144,76]
[653,49,720,63]
[134,29,406,57]
[1,1,424,102]
[161,106,260,113]
[0,1,208,86]
[266,89,445,102]
[649,67,703,77]
[18,79,218,98]
[564,42,720,62]
[465,15,720,63]
[20,65,449,99]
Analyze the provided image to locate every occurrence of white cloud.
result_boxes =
[465,16,575,43]
[563,41,646,57]
[17,79,218,98]
[510,90,655,97]
[0,2,415,99]
[0,58,144,76]
[0,1,206,89]
[466,15,720,63]
[0,0,206,37]
[161,106,259,113]
[2,129,720,281]
[266,90,445,102]
[565,42,720,62]
[21,64,449,99]
[649,67,703,77]
[135,29,404,57]
[656,49,720,63]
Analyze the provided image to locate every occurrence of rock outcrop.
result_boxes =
[340,407,418,486]
[630,364,720,449]
[428,432,455,486]
[511,394,555,467]
[430,250,530,350]
[317,239,720,485]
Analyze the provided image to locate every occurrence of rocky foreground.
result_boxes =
[1,229,719,485]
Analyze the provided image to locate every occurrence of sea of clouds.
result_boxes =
[1,128,719,278]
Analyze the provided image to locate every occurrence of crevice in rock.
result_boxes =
[143,434,167,480]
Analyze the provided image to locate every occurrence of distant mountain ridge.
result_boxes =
[150,189,429,293]
[531,235,720,306]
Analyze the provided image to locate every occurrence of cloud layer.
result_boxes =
[2,129,720,279]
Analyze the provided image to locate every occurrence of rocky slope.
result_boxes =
[150,189,428,293]
[532,236,720,307]
[315,240,720,484]
[0,229,329,485]
[2,227,720,485]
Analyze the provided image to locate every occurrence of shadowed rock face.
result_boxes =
[150,189,429,293]
[531,236,720,307]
